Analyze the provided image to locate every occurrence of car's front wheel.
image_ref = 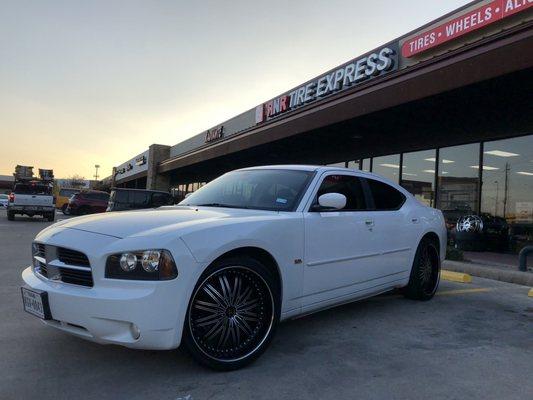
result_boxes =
[183,256,279,371]
[403,238,440,301]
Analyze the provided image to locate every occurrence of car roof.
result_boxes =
[111,188,169,194]
[237,164,377,177]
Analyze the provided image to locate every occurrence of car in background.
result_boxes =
[66,190,109,215]
[0,194,8,208]
[107,188,173,212]
[56,188,81,214]
[7,182,55,221]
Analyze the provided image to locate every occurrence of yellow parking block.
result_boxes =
[528,288,533,297]
[441,270,472,283]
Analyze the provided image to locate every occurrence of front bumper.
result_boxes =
[22,266,185,350]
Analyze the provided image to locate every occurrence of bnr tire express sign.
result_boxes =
[256,44,399,123]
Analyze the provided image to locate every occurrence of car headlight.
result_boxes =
[106,250,178,280]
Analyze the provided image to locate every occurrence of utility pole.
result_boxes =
[94,164,100,181]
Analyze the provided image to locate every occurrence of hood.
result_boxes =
[53,206,274,239]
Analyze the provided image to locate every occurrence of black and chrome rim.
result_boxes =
[419,245,440,296]
[188,266,275,363]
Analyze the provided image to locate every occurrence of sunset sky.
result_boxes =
[0,0,471,179]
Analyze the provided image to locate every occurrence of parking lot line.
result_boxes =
[441,269,472,283]
[436,288,490,296]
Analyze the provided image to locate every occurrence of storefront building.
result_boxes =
[113,0,533,257]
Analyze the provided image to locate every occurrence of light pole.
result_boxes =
[94,164,100,181]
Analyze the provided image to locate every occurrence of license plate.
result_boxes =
[21,287,52,320]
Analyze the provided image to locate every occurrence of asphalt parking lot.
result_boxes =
[0,209,532,400]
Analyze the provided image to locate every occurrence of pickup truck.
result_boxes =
[7,182,55,221]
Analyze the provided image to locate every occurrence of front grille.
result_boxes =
[35,243,46,258]
[58,267,93,287]
[37,262,48,278]
[33,244,93,287]
[57,247,90,267]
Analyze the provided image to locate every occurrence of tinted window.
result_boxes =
[315,175,366,211]
[133,191,149,207]
[59,188,79,198]
[180,169,313,211]
[14,184,51,195]
[112,190,130,203]
[366,178,405,210]
[152,192,169,207]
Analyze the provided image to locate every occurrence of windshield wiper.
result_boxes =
[194,203,249,209]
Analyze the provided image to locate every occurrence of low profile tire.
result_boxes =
[7,211,14,221]
[61,204,69,215]
[403,238,440,301]
[183,256,280,371]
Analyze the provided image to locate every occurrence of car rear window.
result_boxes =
[14,184,52,195]
[365,178,406,210]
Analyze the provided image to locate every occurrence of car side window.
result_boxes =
[314,174,366,211]
[133,191,149,207]
[365,178,406,210]
[151,193,168,207]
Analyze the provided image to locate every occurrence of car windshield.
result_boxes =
[13,183,52,195]
[179,169,314,211]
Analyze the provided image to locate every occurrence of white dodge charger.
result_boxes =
[21,165,446,370]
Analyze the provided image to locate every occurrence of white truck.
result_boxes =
[7,166,55,221]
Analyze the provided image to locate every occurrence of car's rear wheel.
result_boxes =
[403,238,440,301]
[47,212,55,222]
[7,211,14,221]
[183,256,279,371]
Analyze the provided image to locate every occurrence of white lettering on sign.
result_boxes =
[259,45,398,122]
[402,0,533,57]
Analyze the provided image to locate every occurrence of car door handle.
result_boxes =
[365,219,374,227]
[411,217,419,224]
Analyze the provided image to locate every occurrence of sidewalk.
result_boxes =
[443,259,533,287]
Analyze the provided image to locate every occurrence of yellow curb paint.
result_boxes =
[528,288,533,297]
[441,270,472,283]
[437,288,490,296]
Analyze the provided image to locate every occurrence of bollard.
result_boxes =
[518,246,533,272]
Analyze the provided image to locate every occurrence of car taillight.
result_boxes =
[8,193,14,203]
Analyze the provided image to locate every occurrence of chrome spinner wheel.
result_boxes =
[188,266,275,364]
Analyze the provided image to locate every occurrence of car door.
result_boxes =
[361,177,413,278]
[302,172,379,307]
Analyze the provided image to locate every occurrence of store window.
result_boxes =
[437,143,480,227]
[401,149,436,207]
[347,160,360,170]
[481,135,533,253]
[326,162,347,168]
[361,158,371,172]
[372,154,400,183]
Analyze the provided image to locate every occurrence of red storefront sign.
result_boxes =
[402,0,533,57]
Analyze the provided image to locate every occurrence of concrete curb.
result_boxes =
[443,260,533,287]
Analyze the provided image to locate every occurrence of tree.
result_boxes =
[66,174,87,189]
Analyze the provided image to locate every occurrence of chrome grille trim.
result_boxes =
[32,243,93,287]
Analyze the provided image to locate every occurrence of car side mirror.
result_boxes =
[312,193,347,211]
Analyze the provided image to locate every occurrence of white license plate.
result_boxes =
[21,287,51,319]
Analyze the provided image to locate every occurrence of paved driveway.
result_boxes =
[0,209,531,400]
